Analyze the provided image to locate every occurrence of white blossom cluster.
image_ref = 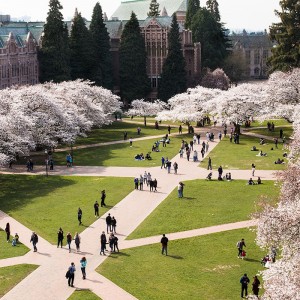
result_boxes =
[0,80,121,165]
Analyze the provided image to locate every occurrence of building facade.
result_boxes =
[0,20,39,89]
[229,32,275,79]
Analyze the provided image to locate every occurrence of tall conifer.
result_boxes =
[69,9,92,80]
[206,0,220,22]
[39,0,70,82]
[185,0,200,29]
[148,0,161,17]
[158,14,187,101]
[89,2,113,89]
[269,0,300,72]
[119,12,149,103]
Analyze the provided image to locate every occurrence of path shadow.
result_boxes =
[167,255,183,259]
[85,279,102,284]
[37,252,51,257]
[108,252,130,258]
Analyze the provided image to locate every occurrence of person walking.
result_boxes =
[78,207,82,225]
[205,141,209,152]
[67,232,72,253]
[143,171,148,184]
[218,166,223,180]
[57,227,64,248]
[168,125,171,134]
[30,232,38,252]
[100,231,107,255]
[5,223,10,242]
[240,273,250,298]
[139,175,143,190]
[153,178,157,192]
[237,238,246,258]
[134,177,139,189]
[101,190,106,207]
[160,234,168,255]
[109,233,114,252]
[74,232,81,252]
[129,137,133,147]
[252,275,260,297]
[106,213,112,233]
[67,262,76,287]
[178,125,182,134]
[186,148,190,161]
[251,163,256,176]
[161,156,165,169]
[94,201,99,217]
[113,235,119,252]
[173,162,178,174]
[147,172,152,186]
[111,217,117,233]
[178,182,184,198]
[80,257,87,280]
[207,157,212,170]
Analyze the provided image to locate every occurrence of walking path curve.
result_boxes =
[0,129,281,300]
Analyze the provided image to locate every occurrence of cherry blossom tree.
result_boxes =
[201,68,230,90]
[126,99,166,126]
[0,80,121,166]
[156,86,221,125]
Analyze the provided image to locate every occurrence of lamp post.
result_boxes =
[45,149,48,177]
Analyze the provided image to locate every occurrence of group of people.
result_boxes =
[134,172,158,192]
[237,238,261,298]
[248,177,262,185]
[4,223,19,246]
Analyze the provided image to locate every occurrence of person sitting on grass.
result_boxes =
[206,172,212,180]
[15,233,19,243]
[259,138,265,145]
[248,178,255,185]
[256,150,267,157]
[145,152,152,160]
[251,146,258,151]
[134,153,145,160]
[257,177,262,184]
[225,173,232,181]
[12,238,17,246]
[275,158,285,164]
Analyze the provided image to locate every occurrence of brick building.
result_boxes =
[229,31,275,79]
[0,18,39,89]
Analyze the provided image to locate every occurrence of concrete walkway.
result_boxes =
[0,129,280,300]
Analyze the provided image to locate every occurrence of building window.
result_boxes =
[152,77,157,88]
[254,50,260,65]
[162,44,166,56]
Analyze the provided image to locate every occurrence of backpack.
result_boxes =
[236,241,240,248]
[65,270,70,279]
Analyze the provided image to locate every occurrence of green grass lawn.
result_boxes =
[73,121,174,147]
[68,290,101,300]
[128,180,278,239]
[25,135,190,167]
[243,119,291,128]
[0,175,132,244]
[246,126,293,139]
[0,264,38,297]
[201,135,287,170]
[98,228,265,300]
[0,230,29,259]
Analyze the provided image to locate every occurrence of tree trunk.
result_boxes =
[144,116,147,127]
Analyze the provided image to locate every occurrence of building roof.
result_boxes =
[111,0,187,21]
[0,27,31,48]
[141,16,184,31]
[229,33,275,49]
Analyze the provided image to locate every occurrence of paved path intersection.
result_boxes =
[0,128,278,300]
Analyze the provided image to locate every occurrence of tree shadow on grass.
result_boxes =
[108,252,130,258]
[167,255,183,259]
[0,175,76,215]
[244,258,261,263]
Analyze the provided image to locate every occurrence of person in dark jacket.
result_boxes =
[78,208,82,225]
[100,231,107,255]
[160,234,169,255]
[30,232,38,252]
[240,273,250,298]
[101,190,106,207]
[94,201,99,217]
[252,275,261,297]
[5,223,10,242]
[57,227,64,248]
[106,213,112,233]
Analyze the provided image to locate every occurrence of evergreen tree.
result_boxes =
[89,2,113,89]
[39,0,70,83]
[206,0,220,22]
[119,12,149,103]
[148,0,160,17]
[185,0,200,29]
[191,8,229,69]
[268,0,300,72]
[69,9,92,80]
[158,14,187,101]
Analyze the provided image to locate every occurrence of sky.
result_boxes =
[0,0,281,31]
